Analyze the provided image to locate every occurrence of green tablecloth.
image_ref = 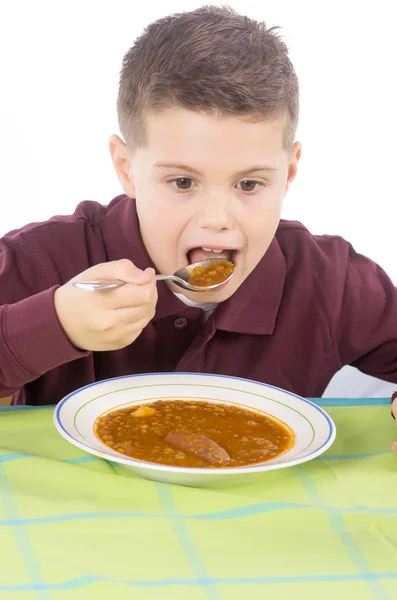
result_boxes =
[0,399,396,600]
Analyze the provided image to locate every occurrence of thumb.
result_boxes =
[392,396,397,452]
[392,396,397,420]
[75,260,155,286]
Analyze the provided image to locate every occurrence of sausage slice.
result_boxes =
[165,430,230,465]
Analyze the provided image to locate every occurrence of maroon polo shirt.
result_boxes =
[1,194,397,406]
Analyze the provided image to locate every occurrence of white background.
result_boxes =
[0,0,396,397]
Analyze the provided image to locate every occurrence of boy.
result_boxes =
[1,6,397,432]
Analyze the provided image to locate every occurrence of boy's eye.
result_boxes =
[236,180,262,193]
[171,178,194,190]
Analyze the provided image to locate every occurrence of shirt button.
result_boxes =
[174,317,188,330]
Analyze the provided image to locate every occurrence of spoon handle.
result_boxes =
[73,275,185,292]
[155,275,182,283]
[72,279,126,291]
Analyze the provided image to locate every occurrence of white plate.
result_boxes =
[54,373,336,487]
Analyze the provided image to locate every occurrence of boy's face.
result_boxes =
[111,108,301,302]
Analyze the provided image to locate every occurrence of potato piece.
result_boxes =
[131,406,156,418]
[165,430,230,465]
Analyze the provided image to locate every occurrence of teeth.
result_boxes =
[201,247,224,253]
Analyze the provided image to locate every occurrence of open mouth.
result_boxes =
[187,247,238,265]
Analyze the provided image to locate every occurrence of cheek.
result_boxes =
[136,199,185,258]
[242,201,282,248]
[137,187,192,239]
[136,191,168,234]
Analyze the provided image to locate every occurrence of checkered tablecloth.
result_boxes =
[1,399,396,600]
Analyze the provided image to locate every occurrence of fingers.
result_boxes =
[57,260,158,352]
[72,260,155,286]
[72,259,157,310]
[101,305,156,333]
[89,311,155,350]
[391,397,397,452]
[103,279,158,310]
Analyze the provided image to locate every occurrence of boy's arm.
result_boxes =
[334,244,397,383]
[0,236,88,398]
[0,228,157,400]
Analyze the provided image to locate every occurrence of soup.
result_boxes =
[188,260,234,288]
[95,400,295,469]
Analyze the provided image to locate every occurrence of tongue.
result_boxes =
[189,249,231,264]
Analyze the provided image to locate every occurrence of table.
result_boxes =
[1,398,397,600]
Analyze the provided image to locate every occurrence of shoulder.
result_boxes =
[276,220,352,270]
[0,194,129,285]
[275,220,396,332]
[1,195,124,242]
[274,220,378,314]
[276,220,388,285]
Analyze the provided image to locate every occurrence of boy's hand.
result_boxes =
[54,260,157,351]
[393,396,397,453]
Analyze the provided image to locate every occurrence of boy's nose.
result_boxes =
[197,196,233,232]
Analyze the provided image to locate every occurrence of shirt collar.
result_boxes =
[214,238,286,335]
[103,195,286,334]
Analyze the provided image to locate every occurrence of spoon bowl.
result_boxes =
[72,257,235,293]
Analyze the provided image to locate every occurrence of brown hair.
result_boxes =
[117,5,299,150]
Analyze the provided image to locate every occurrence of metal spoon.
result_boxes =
[72,257,235,293]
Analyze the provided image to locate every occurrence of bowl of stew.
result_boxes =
[54,373,336,487]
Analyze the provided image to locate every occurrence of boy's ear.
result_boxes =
[285,141,302,195]
[109,135,135,197]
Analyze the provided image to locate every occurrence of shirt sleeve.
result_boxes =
[0,235,88,397]
[334,243,397,383]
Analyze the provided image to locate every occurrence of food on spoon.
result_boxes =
[188,259,234,287]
